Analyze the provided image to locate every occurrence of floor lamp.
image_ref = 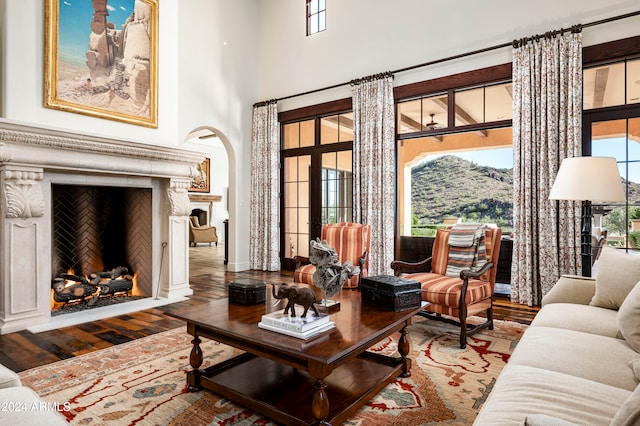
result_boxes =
[549,157,625,276]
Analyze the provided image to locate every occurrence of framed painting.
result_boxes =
[190,158,210,193]
[44,0,158,128]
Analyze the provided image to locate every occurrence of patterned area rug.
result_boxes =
[19,316,526,425]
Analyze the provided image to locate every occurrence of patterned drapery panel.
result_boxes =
[352,73,395,276]
[250,101,280,271]
[511,31,583,306]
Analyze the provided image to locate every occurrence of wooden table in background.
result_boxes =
[164,288,423,426]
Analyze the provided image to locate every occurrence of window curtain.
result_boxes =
[352,73,395,276]
[250,101,280,271]
[511,29,583,306]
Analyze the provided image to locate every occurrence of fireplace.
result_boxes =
[50,185,153,313]
[0,120,205,334]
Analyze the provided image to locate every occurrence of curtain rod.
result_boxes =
[255,9,640,107]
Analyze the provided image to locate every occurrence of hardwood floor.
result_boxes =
[0,244,538,373]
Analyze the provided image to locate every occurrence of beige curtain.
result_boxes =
[250,101,280,271]
[352,73,395,276]
[511,30,583,306]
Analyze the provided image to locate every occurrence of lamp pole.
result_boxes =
[581,200,593,277]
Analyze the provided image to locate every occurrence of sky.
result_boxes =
[58,0,135,66]
[420,147,514,170]
[418,137,640,183]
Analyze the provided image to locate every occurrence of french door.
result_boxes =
[281,113,353,268]
[583,107,640,253]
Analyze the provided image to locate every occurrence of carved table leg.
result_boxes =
[312,379,331,425]
[187,332,203,392]
[398,322,412,378]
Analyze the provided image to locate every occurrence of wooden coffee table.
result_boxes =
[164,287,423,426]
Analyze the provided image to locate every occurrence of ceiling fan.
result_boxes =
[426,113,439,130]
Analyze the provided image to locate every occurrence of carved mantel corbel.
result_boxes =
[2,168,45,218]
[167,178,193,216]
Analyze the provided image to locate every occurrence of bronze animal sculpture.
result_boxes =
[310,238,360,298]
[272,283,320,318]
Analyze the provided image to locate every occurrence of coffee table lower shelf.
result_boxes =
[189,351,404,426]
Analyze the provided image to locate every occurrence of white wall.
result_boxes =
[258,0,640,112]
[0,0,258,271]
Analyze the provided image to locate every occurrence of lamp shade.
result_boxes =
[549,156,625,202]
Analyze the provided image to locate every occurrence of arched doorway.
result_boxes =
[184,127,235,270]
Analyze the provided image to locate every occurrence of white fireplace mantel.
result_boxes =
[0,120,205,334]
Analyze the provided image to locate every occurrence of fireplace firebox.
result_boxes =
[50,185,152,313]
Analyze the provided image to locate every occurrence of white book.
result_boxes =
[258,321,335,340]
[260,307,330,332]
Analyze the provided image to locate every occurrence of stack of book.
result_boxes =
[258,307,334,340]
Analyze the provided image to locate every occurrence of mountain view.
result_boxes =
[411,155,513,231]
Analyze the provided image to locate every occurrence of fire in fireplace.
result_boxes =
[51,184,152,314]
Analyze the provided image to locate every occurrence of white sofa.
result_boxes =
[474,246,640,425]
[0,363,67,425]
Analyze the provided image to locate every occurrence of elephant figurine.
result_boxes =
[272,283,320,318]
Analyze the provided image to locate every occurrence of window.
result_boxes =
[583,59,640,109]
[281,111,352,265]
[583,55,640,256]
[396,79,514,238]
[306,0,326,36]
[396,82,512,136]
[585,112,640,252]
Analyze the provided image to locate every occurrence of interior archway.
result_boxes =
[184,126,235,270]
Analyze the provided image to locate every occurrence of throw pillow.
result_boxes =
[610,383,640,426]
[189,216,200,227]
[618,282,640,352]
[591,247,640,309]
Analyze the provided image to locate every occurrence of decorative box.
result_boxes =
[360,275,421,312]
[228,278,266,305]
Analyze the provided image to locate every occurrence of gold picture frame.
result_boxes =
[44,0,158,128]
[189,158,210,193]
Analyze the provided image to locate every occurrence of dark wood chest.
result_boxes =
[228,278,266,305]
[360,275,421,312]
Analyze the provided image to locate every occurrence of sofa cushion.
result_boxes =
[0,363,21,389]
[431,229,450,275]
[591,247,640,309]
[632,359,640,380]
[617,281,640,352]
[611,384,640,426]
[508,326,639,390]
[0,387,68,425]
[524,414,578,425]
[473,365,630,426]
[530,302,620,337]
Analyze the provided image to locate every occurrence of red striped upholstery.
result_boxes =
[404,272,493,307]
[294,222,371,289]
[392,225,502,348]
[408,227,501,310]
[430,229,450,275]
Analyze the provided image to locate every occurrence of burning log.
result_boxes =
[51,278,98,303]
[99,279,134,295]
[52,266,134,307]
[91,267,129,280]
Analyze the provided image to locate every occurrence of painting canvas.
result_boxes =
[190,158,210,193]
[44,0,158,127]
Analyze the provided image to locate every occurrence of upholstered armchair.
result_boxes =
[189,216,218,247]
[294,222,371,290]
[391,225,502,348]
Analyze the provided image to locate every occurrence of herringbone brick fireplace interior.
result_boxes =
[51,185,153,307]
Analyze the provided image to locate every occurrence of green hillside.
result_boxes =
[411,155,513,230]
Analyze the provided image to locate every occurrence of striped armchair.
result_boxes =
[294,222,371,290]
[391,225,502,348]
